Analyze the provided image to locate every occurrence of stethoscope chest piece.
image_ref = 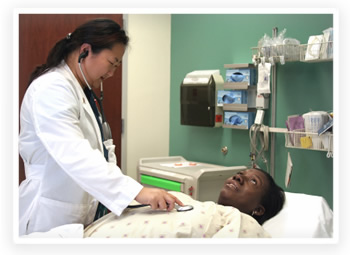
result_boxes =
[175,204,194,212]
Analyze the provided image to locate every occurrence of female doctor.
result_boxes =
[18,18,182,235]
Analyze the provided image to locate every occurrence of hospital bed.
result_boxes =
[21,190,333,239]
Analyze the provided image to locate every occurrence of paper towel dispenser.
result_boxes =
[180,70,224,127]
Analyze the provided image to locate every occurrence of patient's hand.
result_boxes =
[134,187,184,211]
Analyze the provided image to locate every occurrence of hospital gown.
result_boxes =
[84,191,270,238]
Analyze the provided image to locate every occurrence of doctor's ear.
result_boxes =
[78,50,89,63]
[78,43,92,60]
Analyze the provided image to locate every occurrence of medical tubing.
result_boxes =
[78,62,107,123]
[249,124,269,169]
[127,204,150,209]
[91,90,107,123]
[78,62,92,90]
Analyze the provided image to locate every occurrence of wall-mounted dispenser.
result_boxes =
[180,70,224,127]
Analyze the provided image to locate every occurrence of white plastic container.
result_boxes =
[302,111,329,149]
[303,111,329,133]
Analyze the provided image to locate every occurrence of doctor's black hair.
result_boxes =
[28,18,129,86]
[251,167,285,225]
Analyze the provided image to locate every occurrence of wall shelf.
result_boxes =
[251,41,333,64]
[267,127,333,155]
[299,42,333,62]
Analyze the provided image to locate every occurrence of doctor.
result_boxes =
[18,18,182,236]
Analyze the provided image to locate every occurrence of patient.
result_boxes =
[218,168,285,225]
[84,168,285,238]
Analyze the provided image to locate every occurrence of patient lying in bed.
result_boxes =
[84,191,270,238]
[84,168,285,238]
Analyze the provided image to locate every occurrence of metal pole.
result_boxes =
[270,27,278,178]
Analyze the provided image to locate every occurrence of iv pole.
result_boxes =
[270,27,278,178]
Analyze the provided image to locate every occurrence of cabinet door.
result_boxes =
[18,14,124,184]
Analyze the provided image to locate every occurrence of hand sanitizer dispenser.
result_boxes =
[180,70,224,127]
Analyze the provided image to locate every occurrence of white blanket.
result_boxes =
[21,224,84,238]
[84,191,270,238]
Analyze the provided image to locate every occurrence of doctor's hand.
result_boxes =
[135,187,184,211]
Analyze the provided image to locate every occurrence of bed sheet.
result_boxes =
[84,191,270,238]
[20,223,84,238]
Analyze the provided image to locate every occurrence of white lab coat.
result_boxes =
[18,62,143,236]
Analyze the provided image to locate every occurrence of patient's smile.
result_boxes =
[226,182,238,191]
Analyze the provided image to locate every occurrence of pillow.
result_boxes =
[262,192,333,238]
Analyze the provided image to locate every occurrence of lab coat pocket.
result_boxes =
[28,196,90,234]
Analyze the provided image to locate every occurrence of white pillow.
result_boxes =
[263,192,333,238]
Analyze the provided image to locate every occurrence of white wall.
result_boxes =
[122,14,171,180]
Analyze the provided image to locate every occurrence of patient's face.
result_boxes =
[218,169,269,214]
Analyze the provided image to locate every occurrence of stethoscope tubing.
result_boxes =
[127,204,194,212]
[79,62,105,118]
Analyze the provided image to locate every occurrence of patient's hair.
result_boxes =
[252,168,285,225]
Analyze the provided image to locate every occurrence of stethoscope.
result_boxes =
[78,51,112,141]
[78,51,194,213]
[127,203,194,212]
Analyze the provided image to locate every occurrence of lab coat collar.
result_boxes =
[61,61,104,153]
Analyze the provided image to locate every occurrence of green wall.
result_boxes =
[170,14,333,208]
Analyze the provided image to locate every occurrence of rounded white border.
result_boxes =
[2,3,347,254]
